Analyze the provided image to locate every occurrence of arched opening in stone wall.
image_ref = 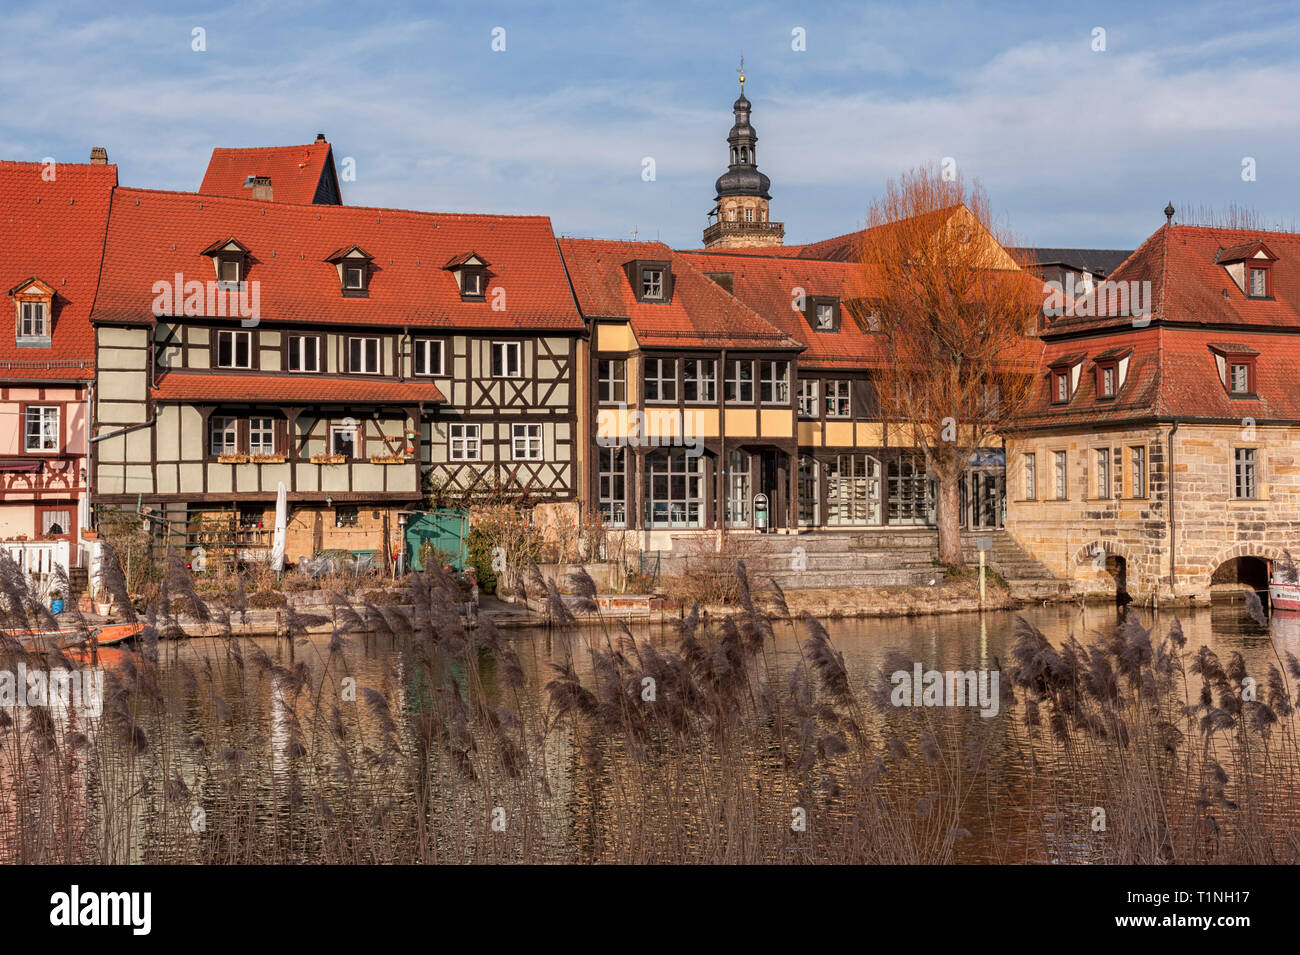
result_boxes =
[1211,555,1270,601]
[1105,554,1130,605]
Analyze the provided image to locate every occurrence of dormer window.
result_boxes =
[626,260,672,304]
[326,246,373,297]
[805,296,841,332]
[9,277,55,347]
[1048,353,1085,405]
[1098,363,1116,398]
[1249,267,1268,298]
[1091,349,1130,401]
[1054,372,1070,403]
[21,301,46,337]
[1209,343,1259,397]
[1216,241,1276,299]
[642,269,664,299]
[444,252,489,301]
[202,238,251,288]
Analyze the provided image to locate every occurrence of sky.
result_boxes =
[4,0,1300,251]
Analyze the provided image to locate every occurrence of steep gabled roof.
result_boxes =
[558,238,800,350]
[1047,223,1300,334]
[199,140,341,205]
[93,188,583,331]
[0,160,118,381]
[678,249,884,369]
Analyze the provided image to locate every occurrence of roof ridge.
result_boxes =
[115,185,554,223]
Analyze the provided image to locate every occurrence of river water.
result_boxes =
[4,597,1294,863]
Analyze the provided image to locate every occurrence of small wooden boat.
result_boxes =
[2,622,143,654]
[1269,568,1300,612]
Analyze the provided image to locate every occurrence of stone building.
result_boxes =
[1005,216,1300,601]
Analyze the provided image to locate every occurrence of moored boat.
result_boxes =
[1,622,143,655]
[1269,569,1300,612]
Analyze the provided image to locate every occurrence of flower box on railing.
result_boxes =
[217,453,249,464]
[369,454,408,465]
[310,454,348,465]
[250,454,288,464]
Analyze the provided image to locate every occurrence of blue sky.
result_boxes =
[4,0,1300,250]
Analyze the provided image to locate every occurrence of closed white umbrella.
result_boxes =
[271,481,287,575]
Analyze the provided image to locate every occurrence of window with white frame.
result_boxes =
[413,339,445,376]
[24,405,59,452]
[449,423,481,461]
[644,357,677,402]
[512,423,543,460]
[1024,453,1036,500]
[287,335,319,372]
[19,301,47,338]
[683,358,716,403]
[344,265,366,290]
[1054,450,1068,500]
[210,415,238,456]
[825,379,851,418]
[724,359,753,403]
[1130,445,1146,498]
[41,509,71,536]
[491,341,522,378]
[348,336,381,374]
[797,379,819,418]
[641,269,664,300]
[759,360,790,404]
[598,446,627,526]
[1234,447,1257,499]
[216,329,252,369]
[815,302,834,330]
[598,358,626,403]
[250,416,276,456]
[330,423,357,458]
[1095,447,1111,498]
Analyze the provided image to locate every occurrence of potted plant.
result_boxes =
[218,452,249,464]
[93,588,112,616]
[50,589,64,614]
[311,453,347,465]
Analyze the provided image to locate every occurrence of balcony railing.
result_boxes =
[702,220,785,246]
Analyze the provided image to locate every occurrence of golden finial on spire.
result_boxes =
[737,55,745,90]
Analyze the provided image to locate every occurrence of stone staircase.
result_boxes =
[959,529,1065,600]
[667,529,946,591]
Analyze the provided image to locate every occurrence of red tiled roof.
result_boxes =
[152,372,444,404]
[1026,223,1300,426]
[558,238,800,350]
[0,160,117,381]
[679,250,882,368]
[93,188,583,331]
[794,206,961,262]
[1047,223,1300,334]
[199,142,339,205]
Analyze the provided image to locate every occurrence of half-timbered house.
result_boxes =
[90,186,582,564]
[0,153,116,582]
[559,238,803,545]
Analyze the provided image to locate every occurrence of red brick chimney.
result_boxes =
[89,146,108,164]
[251,176,273,201]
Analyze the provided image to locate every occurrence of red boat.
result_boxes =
[2,623,143,655]
[1269,568,1300,612]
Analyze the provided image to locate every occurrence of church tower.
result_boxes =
[703,61,784,250]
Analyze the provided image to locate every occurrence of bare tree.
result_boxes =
[855,165,1040,567]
